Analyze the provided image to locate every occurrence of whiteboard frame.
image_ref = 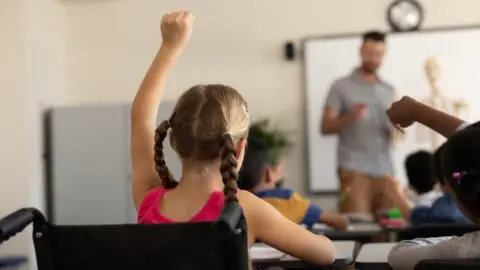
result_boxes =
[301,25,480,195]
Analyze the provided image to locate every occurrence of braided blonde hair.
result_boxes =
[153,84,249,202]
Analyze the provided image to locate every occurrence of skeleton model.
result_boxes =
[417,57,468,149]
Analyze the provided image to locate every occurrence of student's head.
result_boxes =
[237,138,279,191]
[404,150,436,195]
[238,121,291,192]
[360,31,386,74]
[442,125,480,222]
[433,143,448,192]
[154,84,249,202]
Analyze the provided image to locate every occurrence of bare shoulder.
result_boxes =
[237,191,277,223]
[237,190,263,217]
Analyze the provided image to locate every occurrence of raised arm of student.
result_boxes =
[239,191,336,265]
[320,82,364,135]
[387,96,466,138]
[131,11,194,209]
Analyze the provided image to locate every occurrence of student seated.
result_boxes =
[384,144,469,225]
[238,136,349,230]
[130,11,335,266]
[404,150,441,206]
[386,96,479,270]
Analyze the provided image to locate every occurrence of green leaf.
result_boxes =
[249,119,293,165]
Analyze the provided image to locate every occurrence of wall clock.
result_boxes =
[387,0,424,32]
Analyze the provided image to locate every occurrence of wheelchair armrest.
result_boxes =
[214,201,243,234]
[0,208,42,243]
[415,259,480,270]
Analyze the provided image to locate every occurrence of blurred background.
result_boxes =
[1,0,480,268]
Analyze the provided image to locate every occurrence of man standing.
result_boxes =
[321,31,396,214]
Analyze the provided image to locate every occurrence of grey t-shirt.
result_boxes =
[324,69,395,177]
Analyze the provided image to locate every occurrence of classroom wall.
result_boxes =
[0,0,66,267]
[1,0,480,261]
[64,0,480,208]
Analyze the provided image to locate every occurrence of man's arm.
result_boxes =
[321,107,357,135]
[320,83,358,135]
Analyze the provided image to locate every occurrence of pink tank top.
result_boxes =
[137,188,225,224]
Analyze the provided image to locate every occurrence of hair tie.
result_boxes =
[453,171,468,184]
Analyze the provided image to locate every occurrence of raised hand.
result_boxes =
[386,96,418,129]
[161,11,195,50]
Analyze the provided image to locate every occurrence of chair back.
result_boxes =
[1,203,249,270]
[33,220,248,270]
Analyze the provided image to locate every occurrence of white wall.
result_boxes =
[2,0,480,261]
[0,0,66,268]
[65,0,480,207]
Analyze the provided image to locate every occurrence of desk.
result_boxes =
[252,241,354,269]
[345,213,375,223]
[251,244,285,261]
[317,223,383,242]
[356,243,395,270]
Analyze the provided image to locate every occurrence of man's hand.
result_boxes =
[161,11,195,51]
[351,104,367,119]
[386,96,418,129]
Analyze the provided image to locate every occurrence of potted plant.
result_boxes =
[248,119,293,187]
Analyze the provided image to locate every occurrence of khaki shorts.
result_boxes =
[337,168,393,214]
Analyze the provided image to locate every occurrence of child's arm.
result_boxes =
[131,11,194,209]
[290,192,349,231]
[388,235,472,270]
[387,96,466,138]
[239,191,336,265]
[318,211,349,231]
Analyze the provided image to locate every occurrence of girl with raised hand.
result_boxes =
[131,11,335,266]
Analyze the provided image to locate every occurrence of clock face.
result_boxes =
[389,0,423,31]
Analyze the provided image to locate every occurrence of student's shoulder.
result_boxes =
[137,188,165,221]
[238,190,286,215]
[330,76,350,90]
[254,188,295,199]
[431,193,454,207]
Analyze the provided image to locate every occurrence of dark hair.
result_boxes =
[433,143,446,184]
[442,126,480,216]
[238,137,268,191]
[362,31,386,43]
[404,150,436,194]
[154,84,250,204]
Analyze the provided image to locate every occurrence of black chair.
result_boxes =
[396,223,480,241]
[415,259,480,270]
[0,202,249,270]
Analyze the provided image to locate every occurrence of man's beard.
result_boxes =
[361,64,377,74]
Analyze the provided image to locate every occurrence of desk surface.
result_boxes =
[252,241,355,267]
[356,242,395,270]
[282,240,355,262]
[317,223,382,241]
[345,212,375,223]
[312,223,381,232]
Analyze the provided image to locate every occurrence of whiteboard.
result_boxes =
[304,27,480,193]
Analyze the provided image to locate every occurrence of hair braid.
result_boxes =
[219,134,239,202]
[154,120,178,189]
